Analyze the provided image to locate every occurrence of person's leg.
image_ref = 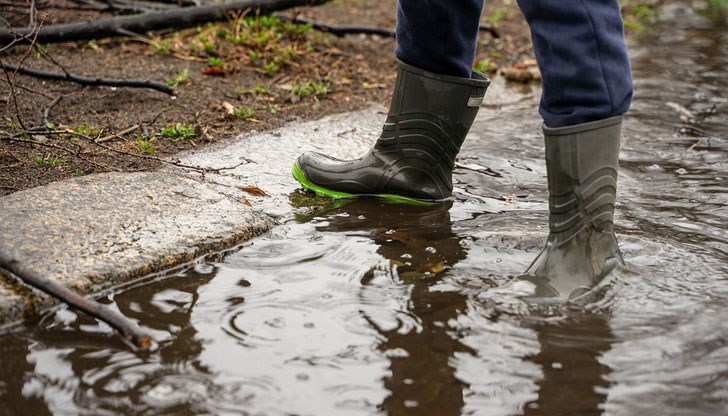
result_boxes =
[396,0,484,78]
[292,0,487,202]
[518,0,633,127]
[517,0,633,300]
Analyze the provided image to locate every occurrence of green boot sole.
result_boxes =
[292,161,434,206]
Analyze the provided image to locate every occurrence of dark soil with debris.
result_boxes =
[0,0,539,195]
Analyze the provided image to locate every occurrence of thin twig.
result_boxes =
[1,59,28,131]
[95,124,139,143]
[1,62,175,95]
[274,14,500,39]
[274,14,395,37]
[34,44,72,77]
[92,138,250,173]
[2,134,120,172]
[0,76,54,99]
[0,251,152,349]
[2,19,44,130]
[42,95,63,126]
[41,87,87,126]
[28,0,37,29]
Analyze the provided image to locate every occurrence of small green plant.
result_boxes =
[165,68,190,87]
[286,22,314,37]
[251,83,271,95]
[196,37,216,55]
[87,39,99,50]
[486,7,513,25]
[266,103,280,114]
[159,123,196,141]
[291,80,329,100]
[33,45,47,59]
[236,83,271,95]
[5,119,21,129]
[473,59,491,73]
[707,0,728,13]
[73,123,101,137]
[151,39,171,55]
[279,45,296,61]
[208,57,225,67]
[234,106,255,119]
[263,62,279,76]
[136,135,156,154]
[622,1,658,32]
[33,154,65,165]
[248,50,262,62]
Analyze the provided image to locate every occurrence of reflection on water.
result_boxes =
[1,3,728,415]
[319,201,470,415]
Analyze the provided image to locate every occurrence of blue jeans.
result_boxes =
[395,0,633,127]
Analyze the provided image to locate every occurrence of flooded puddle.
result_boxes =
[1,3,727,415]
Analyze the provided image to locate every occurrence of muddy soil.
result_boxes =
[0,0,534,195]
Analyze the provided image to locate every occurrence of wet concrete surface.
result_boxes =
[0,172,274,326]
[1,2,727,415]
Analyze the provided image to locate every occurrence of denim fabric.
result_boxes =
[395,0,633,127]
[395,0,484,79]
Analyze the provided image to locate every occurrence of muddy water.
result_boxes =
[2,4,727,416]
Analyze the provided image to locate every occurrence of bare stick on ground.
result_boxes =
[0,250,152,350]
[274,14,500,39]
[0,0,331,45]
[1,61,175,95]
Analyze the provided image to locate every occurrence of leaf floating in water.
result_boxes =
[429,261,446,274]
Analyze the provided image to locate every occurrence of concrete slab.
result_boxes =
[0,172,274,327]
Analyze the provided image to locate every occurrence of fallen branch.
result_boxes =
[0,250,152,350]
[95,123,139,143]
[275,14,395,37]
[1,61,175,95]
[274,15,500,39]
[0,0,331,44]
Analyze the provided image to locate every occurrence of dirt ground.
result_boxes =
[0,0,599,195]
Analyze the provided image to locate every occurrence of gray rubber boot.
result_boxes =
[522,116,625,302]
[292,60,490,203]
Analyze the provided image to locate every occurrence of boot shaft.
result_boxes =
[376,61,489,172]
[543,116,622,245]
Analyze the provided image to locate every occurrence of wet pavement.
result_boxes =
[0,172,274,326]
[1,2,727,415]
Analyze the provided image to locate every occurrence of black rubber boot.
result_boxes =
[522,116,625,302]
[292,60,490,203]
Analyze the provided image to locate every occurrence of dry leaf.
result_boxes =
[221,101,235,115]
[429,262,446,274]
[203,66,225,76]
[238,185,267,197]
[362,82,386,89]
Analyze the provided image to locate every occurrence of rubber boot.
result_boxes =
[522,116,625,302]
[292,60,490,203]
